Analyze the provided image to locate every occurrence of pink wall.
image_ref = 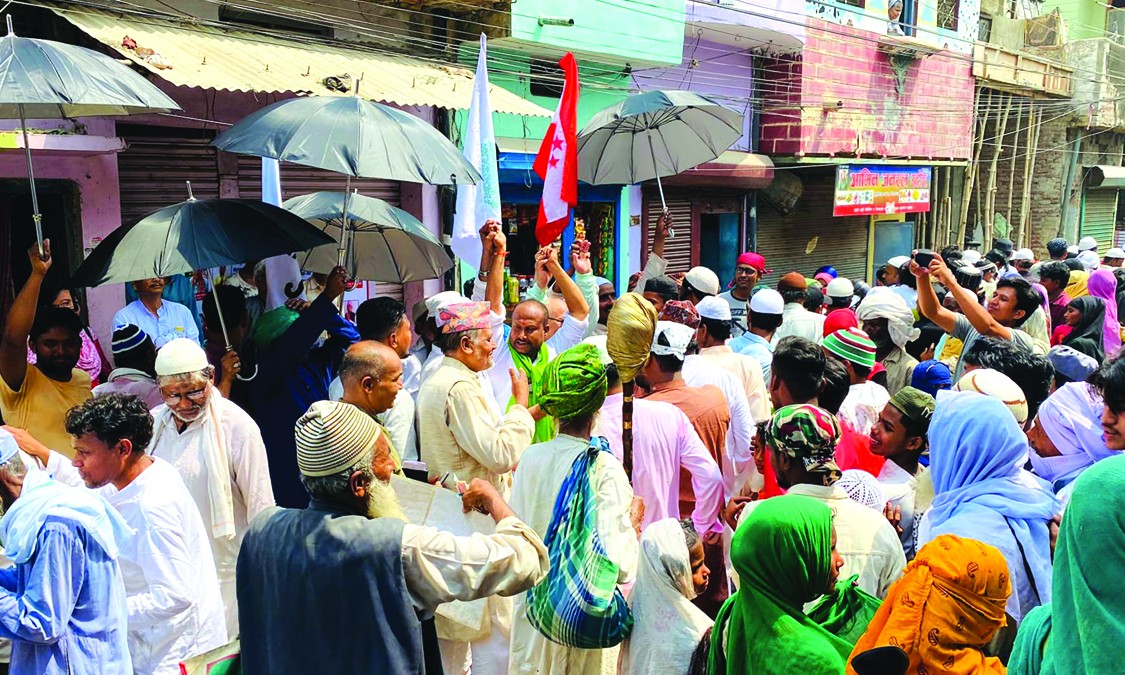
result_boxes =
[760,19,974,160]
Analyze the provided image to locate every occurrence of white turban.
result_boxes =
[855,291,920,349]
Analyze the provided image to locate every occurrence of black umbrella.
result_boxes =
[72,183,335,346]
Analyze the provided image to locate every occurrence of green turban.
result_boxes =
[252,306,299,352]
[538,343,608,421]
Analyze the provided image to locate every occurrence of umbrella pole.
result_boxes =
[207,269,231,349]
[18,104,45,257]
[646,135,673,239]
[337,176,351,269]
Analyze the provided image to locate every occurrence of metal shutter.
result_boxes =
[755,170,870,282]
[1081,188,1118,250]
[117,126,219,225]
[644,188,694,274]
[237,156,404,302]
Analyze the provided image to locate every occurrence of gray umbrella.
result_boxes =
[285,191,453,283]
[0,16,180,254]
[577,90,741,235]
[213,94,480,266]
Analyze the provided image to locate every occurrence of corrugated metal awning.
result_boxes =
[51,7,551,117]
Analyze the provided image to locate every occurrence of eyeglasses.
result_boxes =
[162,387,208,406]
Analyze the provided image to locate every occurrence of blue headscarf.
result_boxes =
[920,391,1059,619]
[910,359,952,397]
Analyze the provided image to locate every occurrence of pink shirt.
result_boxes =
[595,392,724,534]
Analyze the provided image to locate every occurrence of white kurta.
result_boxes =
[47,454,228,675]
[147,396,275,638]
[877,460,926,559]
[507,435,638,675]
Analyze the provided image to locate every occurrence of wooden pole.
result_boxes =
[1006,103,1020,236]
[1019,108,1042,249]
[942,167,953,249]
[985,93,1013,237]
[960,87,987,247]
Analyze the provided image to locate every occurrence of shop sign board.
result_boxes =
[833,165,931,217]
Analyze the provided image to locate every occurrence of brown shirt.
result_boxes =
[643,379,731,515]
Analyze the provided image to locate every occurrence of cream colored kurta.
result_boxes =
[417,357,535,496]
[507,435,639,675]
[692,345,771,424]
[147,395,275,638]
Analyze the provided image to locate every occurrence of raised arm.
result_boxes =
[1,242,50,391]
[923,255,1012,340]
[910,256,959,335]
[545,247,589,322]
[483,223,506,318]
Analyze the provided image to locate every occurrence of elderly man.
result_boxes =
[593,277,615,336]
[525,242,602,340]
[330,297,418,461]
[719,252,769,337]
[337,341,406,464]
[856,291,920,396]
[0,242,91,457]
[476,236,588,443]
[146,338,274,637]
[238,401,548,675]
[92,325,163,409]
[0,430,132,675]
[13,394,227,674]
[113,277,199,348]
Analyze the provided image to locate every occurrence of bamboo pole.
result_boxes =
[1006,104,1020,236]
[985,93,1013,237]
[1019,108,1042,249]
[960,87,988,247]
[942,167,953,249]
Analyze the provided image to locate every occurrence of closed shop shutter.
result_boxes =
[644,188,694,274]
[236,156,404,302]
[1081,188,1117,249]
[755,169,870,283]
[118,125,219,225]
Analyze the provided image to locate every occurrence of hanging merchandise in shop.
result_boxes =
[833,165,932,217]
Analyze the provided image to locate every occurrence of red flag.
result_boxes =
[533,53,580,246]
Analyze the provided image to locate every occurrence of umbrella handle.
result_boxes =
[646,135,673,239]
[18,104,44,258]
[207,270,231,349]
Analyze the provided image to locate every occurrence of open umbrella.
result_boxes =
[577,90,741,236]
[72,183,335,347]
[213,95,481,268]
[284,191,453,283]
[0,16,180,254]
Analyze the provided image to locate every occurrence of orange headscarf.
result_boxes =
[846,534,1010,675]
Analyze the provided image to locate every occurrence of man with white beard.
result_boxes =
[236,401,549,675]
[145,338,275,637]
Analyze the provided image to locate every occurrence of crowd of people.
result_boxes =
[0,219,1122,675]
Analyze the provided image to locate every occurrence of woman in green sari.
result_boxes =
[1009,454,1125,674]
[707,495,851,675]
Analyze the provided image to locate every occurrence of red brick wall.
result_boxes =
[760,19,974,160]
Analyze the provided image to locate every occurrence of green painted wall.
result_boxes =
[1039,0,1106,40]
[453,47,632,143]
[505,0,685,66]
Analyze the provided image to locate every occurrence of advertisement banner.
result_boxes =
[833,165,931,217]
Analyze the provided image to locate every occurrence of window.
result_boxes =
[529,60,565,98]
[938,0,960,31]
[977,14,992,42]
[837,0,865,8]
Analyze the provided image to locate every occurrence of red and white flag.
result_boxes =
[533,52,579,246]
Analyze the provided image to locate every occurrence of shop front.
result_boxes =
[1082,165,1124,249]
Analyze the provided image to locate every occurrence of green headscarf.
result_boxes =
[708,495,853,675]
[508,339,555,444]
[538,343,607,421]
[252,306,299,352]
[1009,455,1125,675]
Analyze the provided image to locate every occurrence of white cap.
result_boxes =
[1078,250,1099,270]
[1067,245,1080,255]
[155,338,210,377]
[825,277,854,298]
[1104,247,1125,260]
[887,255,911,268]
[1011,248,1034,262]
[1078,236,1098,252]
[962,250,982,265]
[696,295,732,321]
[581,335,612,366]
[426,291,468,327]
[953,368,1028,424]
[684,266,720,297]
[749,288,784,314]
[651,321,694,360]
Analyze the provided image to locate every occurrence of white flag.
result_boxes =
[260,158,305,309]
[452,35,501,270]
